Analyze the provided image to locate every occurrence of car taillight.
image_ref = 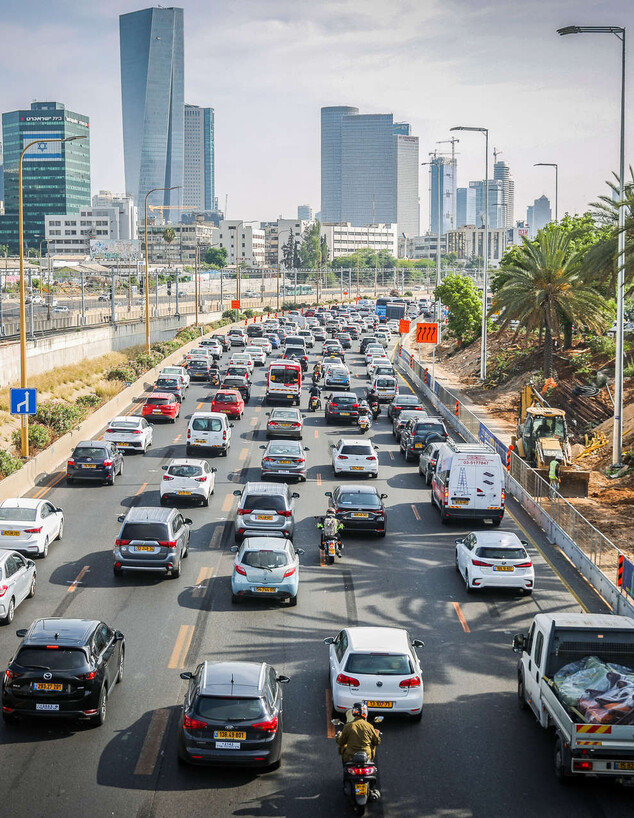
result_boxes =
[103,460,113,467]
[158,541,177,548]
[5,669,21,680]
[67,459,75,466]
[366,456,377,461]
[515,561,533,568]
[106,429,114,434]
[24,527,43,534]
[195,476,207,483]
[133,430,142,435]
[77,670,97,680]
[472,559,492,567]
[292,422,301,427]
[351,403,359,409]
[337,455,348,460]
[163,475,174,481]
[399,675,422,688]
[430,459,436,466]
[573,760,593,771]
[335,673,360,687]
[443,488,449,504]
[237,509,252,515]
[235,565,247,576]
[115,539,130,547]
[184,714,208,730]
[0,585,7,597]
[501,488,506,507]
[279,510,292,517]
[294,458,305,464]
[347,766,376,775]
[283,566,297,578]
[253,717,278,733]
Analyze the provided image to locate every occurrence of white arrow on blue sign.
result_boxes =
[10,388,38,415]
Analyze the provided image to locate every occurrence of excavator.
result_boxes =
[512,385,590,498]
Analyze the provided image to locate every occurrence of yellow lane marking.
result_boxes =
[209,526,224,548]
[506,507,589,612]
[250,417,257,426]
[222,493,235,512]
[33,471,66,499]
[239,447,249,459]
[314,429,319,439]
[452,602,471,633]
[389,450,394,461]
[134,708,171,775]
[316,473,322,486]
[168,624,195,669]
[193,567,213,598]
[135,482,148,496]
[396,371,415,394]
[411,504,421,521]
[255,406,262,413]
[326,689,336,738]
[196,402,204,410]
[173,434,181,442]
[68,565,90,593]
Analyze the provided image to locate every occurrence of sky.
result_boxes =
[1,0,633,231]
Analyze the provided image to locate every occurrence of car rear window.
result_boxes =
[121,522,169,541]
[15,647,87,670]
[332,396,356,405]
[189,361,208,368]
[376,378,395,387]
[110,421,139,430]
[243,494,287,512]
[146,397,169,405]
[74,446,108,458]
[268,444,300,455]
[413,422,445,435]
[271,410,297,420]
[338,493,381,508]
[340,445,373,455]
[0,507,37,522]
[396,396,419,406]
[285,347,305,356]
[214,393,237,403]
[194,696,265,721]
[192,418,222,432]
[345,653,412,675]
[269,367,299,385]
[156,379,178,388]
[242,550,289,569]
[476,547,527,560]
[168,465,203,478]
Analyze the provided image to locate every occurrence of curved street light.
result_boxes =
[144,186,180,353]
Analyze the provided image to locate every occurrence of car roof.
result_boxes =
[190,411,226,420]
[241,537,290,551]
[146,392,173,399]
[110,415,142,424]
[472,531,523,546]
[214,389,241,396]
[339,439,373,446]
[335,485,379,494]
[0,498,44,509]
[242,482,289,495]
[75,439,109,447]
[21,618,99,646]
[267,440,301,448]
[330,392,357,399]
[122,506,175,523]
[168,458,206,467]
[270,407,300,414]
[346,627,410,653]
[200,661,265,696]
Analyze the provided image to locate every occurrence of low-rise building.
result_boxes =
[319,222,398,261]
[400,233,448,259]
[217,220,266,267]
[140,221,218,265]
[445,226,508,265]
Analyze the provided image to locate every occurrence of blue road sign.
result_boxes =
[10,388,37,416]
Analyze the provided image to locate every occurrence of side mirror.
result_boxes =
[259,445,266,450]
[114,630,124,641]
[292,492,300,498]
[266,412,270,417]
[373,716,384,724]
[16,629,28,638]
[117,514,126,523]
[56,507,63,514]
[412,639,425,648]
[161,465,168,471]
[331,719,344,727]
[330,443,335,448]
[323,636,335,645]
[295,548,305,555]
[521,540,529,547]
[180,671,193,680]
[324,491,332,498]
[512,634,527,654]
[380,493,388,499]
[183,518,193,525]
[455,539,464,546]
[230,424,234,428]
[233,490,242,496]
[211,467,217,473]
[276,675,290,684]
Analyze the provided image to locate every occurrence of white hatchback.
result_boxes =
[325,626,424,719]
[229,353,255,374]
[160,366,190,389]
[105,415,153,453]
[250,337,273,354]
[0,499,64,558]
[455,531,535,594]
[331,439,379,479]
[160,459,216,506]
[244,346,267,366]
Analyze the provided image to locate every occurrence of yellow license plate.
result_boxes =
[277,460,291,465]
[340,412,350,416]
[118,442,130,447]
[2,531,20,536]
[452,498,469,505]
[355,783,368,796]
[34,683,63,691]
[195,439,206,444]
[280,423,291,427]
[494,566,514,572]
[351,466,363,470]
[257,515,273,520]
[82,464,97,468]
[177,491,191,495]
[351,513,368,518]
[255,587,276,593]
[367,700,393,708]
[414,443,423,448]
[615,762,634,770]
[153,409,163,414]
[135,546,155,552]
[214,730,246,740]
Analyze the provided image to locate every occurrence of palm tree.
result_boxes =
[492,228,609,377]
[162,227,176,268]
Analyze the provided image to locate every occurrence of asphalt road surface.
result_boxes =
[0,334,631,818]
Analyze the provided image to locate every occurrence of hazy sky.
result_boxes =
[1,0,632,229]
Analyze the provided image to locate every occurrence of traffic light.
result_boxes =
[167,280,172,296]
[139,277,144,295]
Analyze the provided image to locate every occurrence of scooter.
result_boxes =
[357,414,372,434]
[309,395,321,412]
[332,716,384,816]
[369,400,380,421]
[312,370,321,386]
[320,537,341,565]
[209,370,220,387]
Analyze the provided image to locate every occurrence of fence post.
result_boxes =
[618,554,624,588]
[455,400,459,417]
[507,444,514,471]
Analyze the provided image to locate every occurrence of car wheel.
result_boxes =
[2,709,18,724]
[465,572,473,593]
[411,710,423,723]
[201,495,209,507]
[113,565,123,577]
[554,737,570,784]
[491,518,502,527]
[107,473,115,487]
[93,687,107,727]
[57,519,64,541]
[171,557,182,579]
[1,597,15,625]
[455,551,460,573]
[119,461,124,477]
[186,446,192,456]
[160,495,167,506]
[377,528,386,538]
[231,593,241,605]
[39,538,49,559]
[66,477,74,485]
[117,649,125,683]
[288,593,298,607]
[27,574,37,598]
[518,675,528,710]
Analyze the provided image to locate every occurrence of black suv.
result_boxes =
[387,394,425,420]
[360,336,379,354]
[2,617,125,725]
[221,375,251,403]
[67,440,124,486]
[400,417,449,461]
[177,660,289,767]
[324,392,362,424]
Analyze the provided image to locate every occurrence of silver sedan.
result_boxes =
[0,551,36,625]
[265,407,303,439]
[260,440,309,481]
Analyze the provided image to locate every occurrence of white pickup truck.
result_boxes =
[513,612,634,782]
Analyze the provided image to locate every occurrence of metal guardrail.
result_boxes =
[397,345,634,617]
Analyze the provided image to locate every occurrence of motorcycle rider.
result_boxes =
[336,702,381,799]
[317,507,344,556]
[209,362,221,385]
[312,362,322,383]
[367,387,380,418]
[357,400,371,430]
[308,382,322,409]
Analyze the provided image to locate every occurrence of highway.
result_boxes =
[0,332,631,818]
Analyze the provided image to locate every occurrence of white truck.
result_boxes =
[513,612,634,782]
[431,442,505,525]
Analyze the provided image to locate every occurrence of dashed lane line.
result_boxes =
[222,493,235,513]
[168,624,195,669]
[316,473,322,486]
[135,482,148,496]
[452,602,471,633]
[411,504,421,521]
[68,565,90,593]
[134,708,171,776]
[193,567,214,598]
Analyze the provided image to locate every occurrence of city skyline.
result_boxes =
[0,0,631,225]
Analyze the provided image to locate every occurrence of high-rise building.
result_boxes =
[184,104,215,211]
[297,204,313,221]
[0,101,90,252]
[493,159,515,229]
[527,195,552,238]
[321,106,359,223]
[469,179,505,230]
[429,157,456,234]
[456,186,476,228]
[119,7,184,210]
[0,141,4,207]
[395,128,420,237]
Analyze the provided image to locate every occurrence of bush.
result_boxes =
[243,309,255,318]
[133,351,163,372]
[624,361,634,378]
[586,335,616,356]
[0,450,22,479]
[75,393,101,408]
[35,400,84,435]
[12,423,50,453]
[571,351,592,376]
[222,308,245,320]
[106,364,137,382]
[151,340,180,357]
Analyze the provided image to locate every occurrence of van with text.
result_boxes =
[266,361,302,405]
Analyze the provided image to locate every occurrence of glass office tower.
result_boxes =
[320,106,359,223]
[430,157,456,234]
[0,101,90,252]
[184,104,215,211]
[120,7,184,210]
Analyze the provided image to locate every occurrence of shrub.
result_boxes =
[0,450,22,479]
[571,351,592,376]
[133,351,163,372]
[586,335,616,356]
[106,365,137,382]
[151,340,180,357]
[624,361,634,378]
[75,393,101,408]
[243,309,255,318]
[35,400,84,435]
[12,423,50,453]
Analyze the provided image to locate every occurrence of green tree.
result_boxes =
[320,234,329,266]
[434,273,482,344]
[299,222,321,269]
[205,246,227,268]
[492,228,609,377]
[281,232,296,270]
[162,228,176,266]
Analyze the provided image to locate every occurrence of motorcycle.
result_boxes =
[320,537,340,565]
[369,400,380,420]
[357,414,371,434]
[312,370,321,386]
[332,716,384,816]
[209,372,220,387]
[309,395,321,412]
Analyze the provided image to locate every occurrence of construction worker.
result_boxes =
[549,455,562,499]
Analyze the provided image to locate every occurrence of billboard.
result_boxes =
[90,239,141,260]
[23,133,63,161]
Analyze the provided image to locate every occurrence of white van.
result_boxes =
[371,375,399,402]
[431,442,505,525]
[186,412,232,456]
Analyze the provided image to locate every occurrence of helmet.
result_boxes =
[352,702,368,719]
[326,507,336,515]
[556,454,564,462]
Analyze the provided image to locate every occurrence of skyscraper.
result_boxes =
[119,7,184,210]
[321,106,359,223]
[469,179,505,229]
[429,157,456,234]
[297,204,313,221]
[493,159,515,229]
[183,104,215,211]
[527,195,552,237]
[456,186,476,227]
[0,101,90,252]
[395,127,420,237]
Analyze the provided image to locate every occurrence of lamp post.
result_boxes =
[276,228,296,311]
[18,135,86,457]
[534,162,559,222]
[144,186,179,354]
[558,25,626,466]
[451,125,489,380]
[421,157,444,342]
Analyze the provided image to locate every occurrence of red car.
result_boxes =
[142,391,181,423]
[211,389,245,419]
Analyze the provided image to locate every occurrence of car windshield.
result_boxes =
[243,494,287,512]
[74,446,108,458]
[15,647,87,671]
[476,547,527,560]
[192,418,222,432]
[0,507,37,522]
[214,394,237,403]
[242,550,289,569]
[340,445,373,455]
[268,444,300,455]
[110,421,140,430]
[121,522,168,541]
[168,465,203,478]
[269,367,299,385]
[345,653,412,675]
[194,695,265,721]
[337,493,381,508]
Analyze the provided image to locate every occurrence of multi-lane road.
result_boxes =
[0,335,631,818]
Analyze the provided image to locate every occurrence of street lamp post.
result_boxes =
[558,24,626,466]
[18,135,86,457]
[422,157,444,342]
[451,125,489,380]
[144,185,179,353]
[534,162,559,222]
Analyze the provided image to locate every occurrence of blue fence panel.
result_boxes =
[478,423,509,461]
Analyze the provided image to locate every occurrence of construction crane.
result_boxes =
[493,147,502,163]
